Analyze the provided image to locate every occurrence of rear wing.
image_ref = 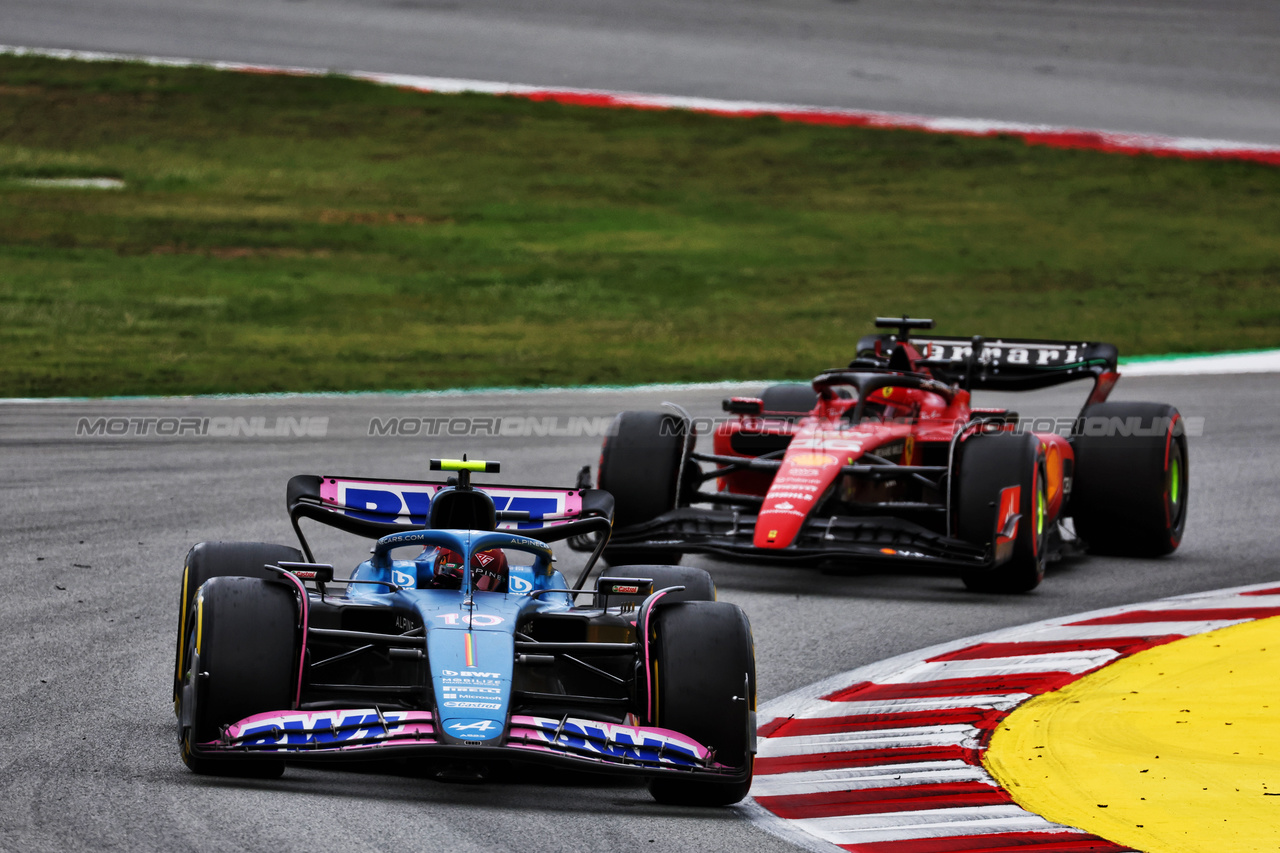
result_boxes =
[286,474,614,560]
[855,333,1119,392]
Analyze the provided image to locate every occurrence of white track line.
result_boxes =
[757,725,977,759]
[791,696,1030,720]
[793,806,1080,845]
[875,652,1118,682]
[750,762,996,798]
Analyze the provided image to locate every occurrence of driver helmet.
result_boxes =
[431,547,509,592]
[859,387,908,423]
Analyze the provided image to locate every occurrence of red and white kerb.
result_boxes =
[747,583,1280,853]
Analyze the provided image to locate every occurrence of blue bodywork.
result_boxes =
[181,468,749,792]
[346,528,572,744]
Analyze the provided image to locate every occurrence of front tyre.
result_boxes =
[179,576,299,777]
[955,432,1049,594]
[646,602,755,806]
[1070,402,1188,556]
[174,541,304,709]
[598,411,691,566]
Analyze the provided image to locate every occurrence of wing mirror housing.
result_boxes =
[722,397,764,415]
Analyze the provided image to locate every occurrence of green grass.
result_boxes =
[1,55,1278,396]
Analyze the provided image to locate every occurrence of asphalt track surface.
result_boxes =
[2,372,1278,852]
[3,6,1276,849]
[4,0,1280,146]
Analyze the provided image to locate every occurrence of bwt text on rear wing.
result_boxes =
[285,474,615,580]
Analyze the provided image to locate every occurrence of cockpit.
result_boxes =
[813,371,954,425]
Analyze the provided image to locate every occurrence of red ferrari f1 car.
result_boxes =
[576,318,1188,593]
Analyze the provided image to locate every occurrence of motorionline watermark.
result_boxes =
[76,414,625,440]
[367,416,615,438]
[367,413,1205,439]
[658,415,1205,438]
[76,415,329,438]
[73,412,1204,441]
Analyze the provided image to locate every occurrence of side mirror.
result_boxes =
[722,397,764,415]
[276,561,335,583]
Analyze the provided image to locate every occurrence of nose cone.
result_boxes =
[430,628,514,742]
[753,453,843,548]
[420,594,524,743]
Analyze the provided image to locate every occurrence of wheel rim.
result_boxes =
[1167,444,1187,529]
[1036,481,1046,538]
[1030,464,1048,562]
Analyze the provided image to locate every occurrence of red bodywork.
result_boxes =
[713,345,1079,552]
[590,325,1126,571]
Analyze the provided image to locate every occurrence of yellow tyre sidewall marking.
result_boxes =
[986,616,1280,853]
[195,591,205,657]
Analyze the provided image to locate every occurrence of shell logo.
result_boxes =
[789,454,838,467]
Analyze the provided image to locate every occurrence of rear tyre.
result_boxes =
[955,433,1049,594]
[179,576,299,777]
[174,541,304,709]
[759,384,817,421]
[1070,402,1188,556]
[597,565,716,609]
[599,411,691,566]
[647,602,755,806]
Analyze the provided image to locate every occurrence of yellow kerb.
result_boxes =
[986,616,1280,853]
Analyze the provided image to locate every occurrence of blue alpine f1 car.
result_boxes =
[173,459,756,805]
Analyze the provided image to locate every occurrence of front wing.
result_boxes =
[192,708,745,781]
[604,508,990,569]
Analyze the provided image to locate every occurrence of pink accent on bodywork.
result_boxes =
[205,709,731,771]
[641,590,670,723]
[216,709,437,750]
[498,743,725,771]
[319,478,443,508]
[275,570,310,709]
[507,714,715,764]
[226,708,434,735]
[208,709,721,766]
[318,477,340,504]
[318,477,585,527]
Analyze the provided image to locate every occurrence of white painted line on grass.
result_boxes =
[10,177,124,189]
